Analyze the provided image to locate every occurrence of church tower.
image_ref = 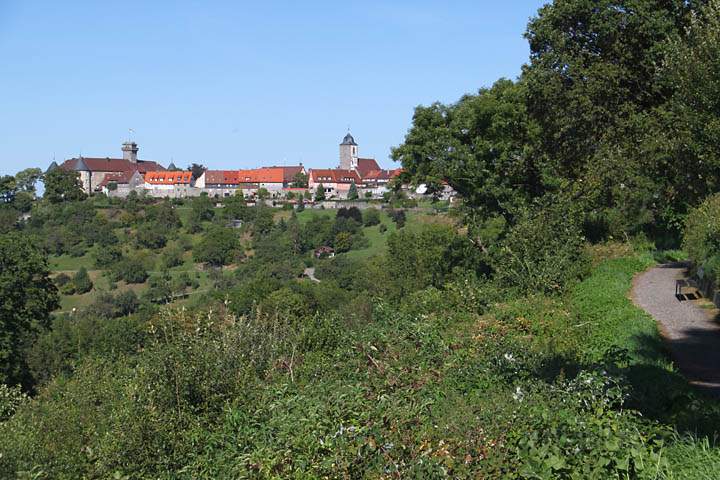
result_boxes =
[339,132,358,170]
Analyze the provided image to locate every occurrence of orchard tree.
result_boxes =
[193,227,239,266]
[0,232,59,388]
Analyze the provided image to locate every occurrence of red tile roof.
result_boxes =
[204,168,289,185]
[235,167,285,183]
[98,170,137,187]
[144,171,193,185]
[309,169,361,184]
[267,165,306,182]
[355,158,381,178]
[361,167,404,182]
[60,157,164,173]
[204,170,242,185]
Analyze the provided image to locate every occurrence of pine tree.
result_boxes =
[348,181,359,200]
[315,183,326,201]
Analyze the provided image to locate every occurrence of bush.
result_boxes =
[93,245,122,269]
[54,273,71,287]
[363,208,381,226]
[683,193,720,281]
[337,206,362,223]
[0,384,27,422]
[388,208,406,228]
[73,267,93,294]
[494,198,590,295]
[160,243,184,269]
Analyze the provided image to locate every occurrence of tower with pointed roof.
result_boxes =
[339,132,358,170]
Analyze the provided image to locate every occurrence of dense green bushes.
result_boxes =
[494,199,590,295]
[0,252,689,478]
[683,193,720,282]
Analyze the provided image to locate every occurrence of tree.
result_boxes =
[315,183,326,201]
[187,195,214,232]
[337,207,362,224]
[256,188,270,200]
[193,227,239,266]
[494,197,590,295]
[392,79,547,225]
[14,168,42,193]
[187,163,206,180]
[73,267,93,294]
[0,232,59,388]
[291,172,308,188]
[145,201,182,231]
[334,231,353,253]
[160,243,185,269]
[347,181,359,200]
[43,169,85,203]
[252,205,275,235]
[386,224,463,298]
[0,175,16,203]
[110,255,149,284]
[135,224,167,250]
[658,1,720,220]
[363,208,381,227]
[522,0,697,180]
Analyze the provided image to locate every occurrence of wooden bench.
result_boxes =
[676,279,702,300]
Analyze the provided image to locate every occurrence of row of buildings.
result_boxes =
[48,133,406,200]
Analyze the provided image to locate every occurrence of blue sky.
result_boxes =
[0,1,547,175]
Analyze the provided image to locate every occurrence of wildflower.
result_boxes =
[503,353,515,362]
[512,386,524,402]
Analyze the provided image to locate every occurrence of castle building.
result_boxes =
[56,142,165,193]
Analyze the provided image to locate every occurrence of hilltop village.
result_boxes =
[46,133,452,202]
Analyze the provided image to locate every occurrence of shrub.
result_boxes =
[683,193,720,281]
[54,273,71,287]
[73,267,93,294]
[0,384,27,422]
[494,198,590,295]
[337,206,362,223]
[93,245,122,268]
[363,208,381,226]
[388,208,406,228]
[160,243,184,269]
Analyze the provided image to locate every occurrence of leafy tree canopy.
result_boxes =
[43,169,85,204]
[0,233,59,388]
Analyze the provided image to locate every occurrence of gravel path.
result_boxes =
[632,263,720,396]
[303,267,320,283]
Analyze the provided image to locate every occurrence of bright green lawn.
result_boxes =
[49,254,95,272]
[342,213,397,260]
